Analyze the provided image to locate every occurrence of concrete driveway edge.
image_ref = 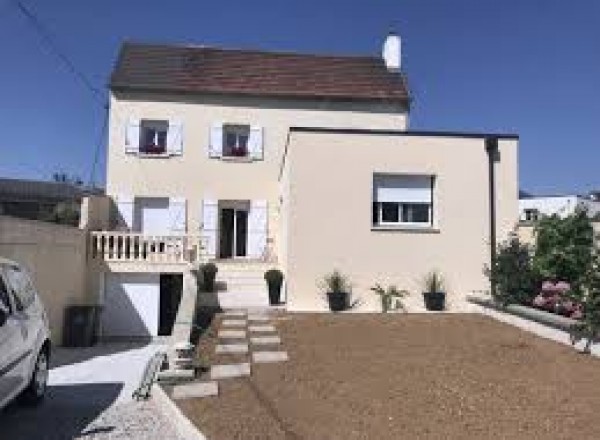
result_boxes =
[152,384,208,440]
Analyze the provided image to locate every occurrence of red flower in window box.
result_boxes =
[141,144,166,154]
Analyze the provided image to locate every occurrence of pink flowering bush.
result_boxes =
[531,280,582,319]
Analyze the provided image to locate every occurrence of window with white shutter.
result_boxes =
[372,174,434,227]
[168,197,187,232]
[166,120,184,156]
[248,125,264,160]
[209,123,223,158]
[247,200,268,258]
[125,119,141,154]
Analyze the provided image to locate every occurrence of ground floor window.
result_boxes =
[372,174,434,227]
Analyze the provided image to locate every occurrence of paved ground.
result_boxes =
[179,313,600,440]
[0,342,186,440]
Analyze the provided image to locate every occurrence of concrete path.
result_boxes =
[0,342,190,440]
[475,304,600,356]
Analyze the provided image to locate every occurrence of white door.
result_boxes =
[101,273,160,337]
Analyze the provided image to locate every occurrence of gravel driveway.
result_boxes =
[0,342,186,440]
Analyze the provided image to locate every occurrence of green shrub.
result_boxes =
[198,262,218,292]
[320,270,352,294]
[568,250,600,353]
[264,269,284,290]
[422,270,445,293]
[532,208,595,285]
[485,234,538,306]
[370,284,409,313]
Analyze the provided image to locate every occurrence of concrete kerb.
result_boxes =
[152,384,207,440]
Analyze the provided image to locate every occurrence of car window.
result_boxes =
[0,272,11,314]
[4,266,36,311]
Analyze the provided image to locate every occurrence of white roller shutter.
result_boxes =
[247,200,267,259]
[201,199,218,257]
[374,175,432,203]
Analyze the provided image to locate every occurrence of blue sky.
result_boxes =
[0,0,598,194]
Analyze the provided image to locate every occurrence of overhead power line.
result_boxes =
[88,105,108,188]
[14,0,106,106]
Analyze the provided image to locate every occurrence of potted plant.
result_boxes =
[370,284,409,313]
[265,269,284,305]
[422,270,446,311]
[320,270,352,312]
[198,262,218,292]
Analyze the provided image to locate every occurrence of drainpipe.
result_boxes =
[485,137,499,298]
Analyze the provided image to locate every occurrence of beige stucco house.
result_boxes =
[89,34,518,338]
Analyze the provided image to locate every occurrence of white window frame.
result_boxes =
[373,174,434,228]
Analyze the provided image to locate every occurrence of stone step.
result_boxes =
[157,369,195,383]
[252,351,289,363]
[250,335,281,345]
[216,343,249,354]
[247,315,270,322]
[223,310,247,317]
[248,324,277,333]
[172,381,219,399]
[218,291,269,309]
[210,362,251,380]
[221,319,247,328]
[218,329,247,339]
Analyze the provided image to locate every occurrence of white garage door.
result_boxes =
[102,273,160,337]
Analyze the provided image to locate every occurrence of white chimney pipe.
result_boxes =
[382,32,401,71]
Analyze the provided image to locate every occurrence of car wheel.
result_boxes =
[21,348,49,405]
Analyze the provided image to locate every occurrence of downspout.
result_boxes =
[485,137,499,298]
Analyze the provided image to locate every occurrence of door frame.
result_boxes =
[218,200,250,259]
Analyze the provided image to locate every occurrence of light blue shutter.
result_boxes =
[209,123,223,158]
[125,118,141,154]
[168,197,187,233]
[115,195,134,230]
[247,200,267,258]
[167,120,183,155]
[201,199,218,257]
[249,125,264,160]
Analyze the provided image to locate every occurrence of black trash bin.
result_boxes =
[63,305,99,347]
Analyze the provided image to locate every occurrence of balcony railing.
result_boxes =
[90,231,205,264]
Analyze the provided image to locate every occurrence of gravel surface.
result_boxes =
[178,313,600,440]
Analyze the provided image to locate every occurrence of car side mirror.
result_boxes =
[0,307,7,327]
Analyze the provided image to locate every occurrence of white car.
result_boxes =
[0,257,51,409]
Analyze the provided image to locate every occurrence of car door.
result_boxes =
[3,265,38,383]
[0,266,28,404]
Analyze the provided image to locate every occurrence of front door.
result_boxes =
[219,208,248,259]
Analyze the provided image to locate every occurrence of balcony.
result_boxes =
[90,231,205,264]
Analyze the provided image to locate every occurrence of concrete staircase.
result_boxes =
[213,261,273,309]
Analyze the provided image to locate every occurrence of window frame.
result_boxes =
[222,124,251,158]
[139,119,169,155]
[372,174,435,229]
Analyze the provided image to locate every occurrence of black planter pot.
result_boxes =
[423,291,446,311]
[268,284,281,305]
[327,291,349,312]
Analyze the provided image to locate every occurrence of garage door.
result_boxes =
[102,273,160,337]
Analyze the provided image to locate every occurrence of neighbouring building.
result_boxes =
[86,34,518,339]
[0,177,102,226]
[519,194,600,222]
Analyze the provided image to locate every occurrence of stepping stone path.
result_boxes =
[200,309,289,398]
[172,381,219,399]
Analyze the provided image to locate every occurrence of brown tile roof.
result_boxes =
[110,43,410,105]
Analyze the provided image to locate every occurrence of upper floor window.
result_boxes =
[125,118,183,157]
[209,123,263,160]
[223,124,250,158]
[372,174,434,228]
[140,120,168,155]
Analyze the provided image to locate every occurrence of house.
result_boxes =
[519,193,600,222]
[0,177,102,225]
[88,34,518,338]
